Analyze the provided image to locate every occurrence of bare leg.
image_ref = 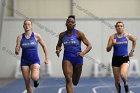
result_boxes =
[31,63,40,88]
[62,60,73,93]
[112,67,121,93]
[120,63,130,93]
[72,64,83,86]
[21,66,33,93]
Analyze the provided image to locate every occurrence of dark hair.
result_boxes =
[68,15,75,20]
[115,21,124,27]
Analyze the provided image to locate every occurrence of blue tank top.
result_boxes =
[20,32,40,62]
[113,34,128,56]
[62,29,81,56]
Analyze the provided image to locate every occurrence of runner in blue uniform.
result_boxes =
[106,21,136,93]
[15,20,48,93]
[56,15,92,93]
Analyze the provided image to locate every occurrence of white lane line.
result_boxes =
[22,84,135,93]
[92,85,114,93]
[22,90,27,93]
[22,85,64,93]
[58,87,65,93]
[92,85,138,93]
[129,90,134,93]
[130,85,140,88]
[57,84,101,93]
[129,85,140,93]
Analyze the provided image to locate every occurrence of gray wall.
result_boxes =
[0,0,5,46]
[5,0,140,17]
[0,18,139,78]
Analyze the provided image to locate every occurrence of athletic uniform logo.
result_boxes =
[63,39,76,46]
[21,41,36,48]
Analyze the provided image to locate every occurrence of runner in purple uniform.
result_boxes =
[106,21,136,93]
[56,15,92,93]
[15,20,48,93]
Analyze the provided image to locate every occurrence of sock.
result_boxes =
[124,85,130,93]
[118,83,121,93]
[34,80,39,88]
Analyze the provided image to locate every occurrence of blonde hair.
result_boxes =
[23,19,32,25]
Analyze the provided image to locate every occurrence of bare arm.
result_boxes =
[78,31,92,57]
[56,32,64,57]
[127,33,137,57]
[106,35,114,52]
[35,33,48,64]
[128,34,136,51]
[15,35,22,55]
